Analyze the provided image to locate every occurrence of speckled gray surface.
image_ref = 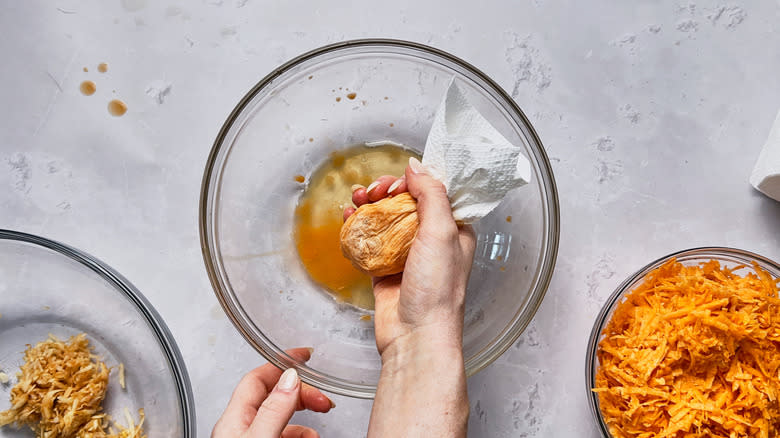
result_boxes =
[1,1,779,436]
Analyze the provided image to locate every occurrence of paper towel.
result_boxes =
[422,79,532,223]
[750,109,780,202]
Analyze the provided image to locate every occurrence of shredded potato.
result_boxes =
[118,363,126,390]
[76,408,145,438]
[594,258,780,438]
[0,334,146,438]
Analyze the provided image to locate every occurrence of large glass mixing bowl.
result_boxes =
[200,39,559,398]
[0,229,195,437]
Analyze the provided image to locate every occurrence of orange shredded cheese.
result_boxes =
[594,258,780,438]
[0,334,146,438]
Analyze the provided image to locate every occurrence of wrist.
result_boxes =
[372,324,469,437]
[380,323,464,370]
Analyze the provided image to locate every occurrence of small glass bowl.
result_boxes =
[0,229,195,437]
[585,247,780,436]
[200,39,560,398]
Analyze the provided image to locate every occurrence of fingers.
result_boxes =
[345,175,407,221]
[343,207,356,222]
[351,185,369,208]
[216,348,333,435]
[365,175,399,202]
[223,348,311,418]
[282,425,321,438]
[300,382,335,413]
[216,350,305,433]
[245,368,301,438]
[387,177,407,196]
[405,157,458,240]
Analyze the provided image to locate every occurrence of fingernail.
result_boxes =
[350,184,364,193]
[277,368,299,391]
[408,157,425,174]
[329,398,336,409]
[386,178,403,194]
[305,347,314,355]
[366,181,380,194]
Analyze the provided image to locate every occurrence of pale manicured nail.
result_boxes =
[305,347,314,355]
[408,157,425,174]
[386,178,403,194]
[277,368,299,391]
[329,398,336,408]
[350,184,364,192]
[366,181,380,194]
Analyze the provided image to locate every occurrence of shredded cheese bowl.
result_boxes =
[586,247,780,438]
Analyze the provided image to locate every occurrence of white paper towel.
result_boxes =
[422,79,532,223]
[750,109,780,202]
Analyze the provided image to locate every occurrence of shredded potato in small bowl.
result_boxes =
[0,230,195,438]
[586,248,780,438]
[0,334,145,438]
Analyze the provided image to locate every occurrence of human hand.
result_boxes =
[212,348,334,438]
[345,157,476,357]
[347,157,475,437]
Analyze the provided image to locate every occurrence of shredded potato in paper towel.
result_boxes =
[0,333,146,438]
[594,258,780,438]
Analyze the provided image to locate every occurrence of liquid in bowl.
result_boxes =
[293,143,420,310]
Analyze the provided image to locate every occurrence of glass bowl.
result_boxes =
[200,39,560,398]
[0,229,195,437]
[585,247,780,436]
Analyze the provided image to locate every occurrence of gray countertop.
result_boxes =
[2,1,779,436]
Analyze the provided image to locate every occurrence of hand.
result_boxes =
[345,157,476,356]
[212,348,334,438]
[346,157,475,437]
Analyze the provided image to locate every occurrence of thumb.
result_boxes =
[245,368,301,438]
[405,157,457,238]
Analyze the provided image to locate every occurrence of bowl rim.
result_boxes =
[0,228,196,437]
[585,246,780,436]
[199,38,560,398]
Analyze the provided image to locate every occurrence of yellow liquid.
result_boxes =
[294,143,419,310]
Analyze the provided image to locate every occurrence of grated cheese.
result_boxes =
[594,258,780,438]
